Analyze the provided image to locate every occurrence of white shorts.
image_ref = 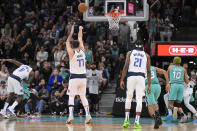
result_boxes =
[127,76,145,98]
[7,77,24,95]
[67,78,87,96]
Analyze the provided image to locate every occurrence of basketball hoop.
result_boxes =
[105,12,123,31]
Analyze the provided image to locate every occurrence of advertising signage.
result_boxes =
[157,44,197,56]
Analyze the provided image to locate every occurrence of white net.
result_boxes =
[105,13,122,31]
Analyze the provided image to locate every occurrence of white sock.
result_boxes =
[69,106,74,116]
[168,109,172,115]
[84,106,90,116]
[135,115,140,123]
[3,102,9,112]
[10,101,18,109]
[125,112,130,120]
[194,112,197,117]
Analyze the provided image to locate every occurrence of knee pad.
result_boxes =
[80,95,89,107]
[68,96,75,106]
[136,97,142,112]
[174,102,181,108]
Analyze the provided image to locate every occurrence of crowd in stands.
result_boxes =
[0,0,196,116]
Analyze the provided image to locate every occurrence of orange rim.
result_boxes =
[105,12,123,19]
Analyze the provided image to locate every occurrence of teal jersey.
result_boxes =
[169,65,184,84]
[145,66,159,84]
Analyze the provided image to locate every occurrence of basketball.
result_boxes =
[78,3,88,13]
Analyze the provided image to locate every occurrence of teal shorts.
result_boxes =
[145,84,161,105]
[169,84,184,101]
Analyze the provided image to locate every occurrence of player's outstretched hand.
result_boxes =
[147,87,151,94]
[79,26,83,30]
[120,80,125,90]
[166,83,171,92]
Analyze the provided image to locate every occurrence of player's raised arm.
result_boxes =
[78,26,85,51]
[154,67,169,84]
[154,67,170,91]
[146,53,151,94]
[0,59,23,67]
[66,25,74,59]
[120,51,131,89]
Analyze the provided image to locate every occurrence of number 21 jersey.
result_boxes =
[128,49,147,74]
[70,49,86,74]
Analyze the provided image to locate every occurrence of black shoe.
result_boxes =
[155,110,162,125]
[158,116,162,125]
[154,118,160,129]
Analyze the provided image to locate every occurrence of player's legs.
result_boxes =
[184,94,197,117]
[174,84,186,122]
[147,84,162,129]
[133,76,145,129]
[6,79,24,117]
[66,79,76,124]
[78,79,92,124]
[123,76,136,128]
[168,84,179,120]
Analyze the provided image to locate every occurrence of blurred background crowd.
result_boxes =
[0,0,196,116]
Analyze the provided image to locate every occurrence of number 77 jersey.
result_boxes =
[70,49,86,74]
[128,49,147,74]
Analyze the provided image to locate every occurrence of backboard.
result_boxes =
[83,0,149,22]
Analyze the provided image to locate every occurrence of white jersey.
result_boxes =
[13,65,32,80]
[69,49,86,74]
[184,79,196,95]
[128,49,147,74]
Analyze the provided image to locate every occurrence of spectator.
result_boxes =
[40,62,52,82]
[50,25,60,44]
[31,70,41,89]
[25,89,44,116]
[36,79,52,93]
[48,69,63,89]
[0,81,8,109]
[0,64,9,82]
[85,44,94,64]
[148,12,157,42]
[20,38,35,60]
[86,22,97,50]
[59,66,69,80]
[50,79,69,115]
[164,4,174,21]
[36,46,48,67]
[87,63,102,113]
[119,23,130,44]
[182,0,192,25]
[156,13,164,40]
[54,45,65,67]
[160,18,174,41]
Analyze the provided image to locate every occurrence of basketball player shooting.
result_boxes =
[66,24,92,124]
[120,40,151,129]
[0,59,34,118]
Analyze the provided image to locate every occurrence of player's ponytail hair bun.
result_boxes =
[173,57,181,64]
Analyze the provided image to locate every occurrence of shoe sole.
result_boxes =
[66,120,73,124]
[7,109,16,118]
[85,119,92,124]
[122,124,130,128]
[179,117,187,123]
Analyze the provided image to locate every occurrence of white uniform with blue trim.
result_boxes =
[7,65,32,95]
[127,50,147,103]
[67,49,87,96]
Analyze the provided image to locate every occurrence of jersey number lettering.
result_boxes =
[19,68,25,72]
[151,71,155,79]
[77,59,84,67]
[134,58,142,67]
[173,71,181,79]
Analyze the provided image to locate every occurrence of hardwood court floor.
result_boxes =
[0,116,197,131]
